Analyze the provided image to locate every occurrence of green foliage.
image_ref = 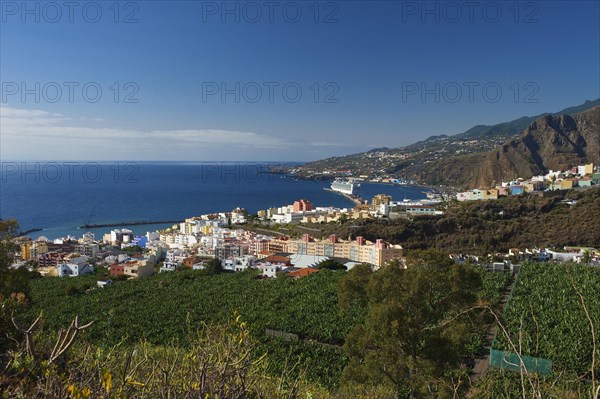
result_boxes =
[342,263,482,398]
[2,312,332,399]
[121,245,144,253]
[0,219,40,298]
[21,269,363,387]
[494,262,600,375]
[205,258,223,275]
[0,293,28,353]
[0,267,41,298]
[0,219,18,272]
[337,264,372,310]
[478,269,511,306]
[473,368,593,398]
[317,259,346,270]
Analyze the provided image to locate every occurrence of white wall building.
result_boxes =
[57,262,94,277]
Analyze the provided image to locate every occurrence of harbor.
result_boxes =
[325,179,365,205]
[323,188,364,205]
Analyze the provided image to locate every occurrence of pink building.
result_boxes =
[293,199,313,212]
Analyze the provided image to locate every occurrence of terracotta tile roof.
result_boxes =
[288,267,320,278]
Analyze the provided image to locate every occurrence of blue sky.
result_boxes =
[1,0,599,161]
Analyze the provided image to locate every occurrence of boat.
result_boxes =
[330,179,360,195]
[425,191,442,200]
[392,178,415,185]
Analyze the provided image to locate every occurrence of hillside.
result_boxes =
[417,106,600,187]
[283,186,600,255]
[292,99,600,187]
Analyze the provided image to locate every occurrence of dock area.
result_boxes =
[324,188,364,205]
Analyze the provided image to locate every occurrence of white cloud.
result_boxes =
[0,106,300,159]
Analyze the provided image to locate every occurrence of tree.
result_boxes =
[404,248,454,268]
[338,263,372,309]
[581,250,592,264]
[341,262,482,398]
[317,259,346,270]
[0,219,40,298]
[0,219,18,272]
[205,258,223,275]
[121,245,144,254]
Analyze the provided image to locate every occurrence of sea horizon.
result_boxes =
[1,162,429,240]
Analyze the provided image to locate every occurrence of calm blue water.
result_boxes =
[0,162,428,239]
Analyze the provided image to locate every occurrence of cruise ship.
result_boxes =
[330,179,360,195]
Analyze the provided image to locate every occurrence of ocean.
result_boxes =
[0,162,428,239]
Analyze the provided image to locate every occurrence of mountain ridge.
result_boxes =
[296,99,600,188]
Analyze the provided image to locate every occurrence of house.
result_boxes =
[97,280,113,288]
[222,255,256,272]
[578,163,594,176]
[261,254,292,266]
[258,263,282,278]
[109,263,125,276]
[552,179,575,190]
[456,191,474,201]
[546,249,582,262]
[57,262,94,277]
[405,205,442,215]
[124,260,154,278]
[509,186,524,195]
[288,267,320,279]
[497,187,509,197]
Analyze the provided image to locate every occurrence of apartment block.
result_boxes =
[267,234,403,268]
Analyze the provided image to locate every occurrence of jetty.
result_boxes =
[79,220,182,229]
[324,188,364,205]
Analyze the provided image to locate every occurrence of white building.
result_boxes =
[258,263,283,278]
[161,249,190,272]
[57,262,94,277]
[222,255,256,272]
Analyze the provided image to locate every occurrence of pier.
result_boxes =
[78,220,182,229]
[16,228,43,237]
[324,188,364,205]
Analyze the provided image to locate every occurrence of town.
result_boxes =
[12,172,600,287]
[456,162,599,201]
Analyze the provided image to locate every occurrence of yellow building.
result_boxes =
[371,194,392,208]
[267,235,403,268]
[301,213,341,224]
[521,183,535,192]
[482,189,499,200]
[580,163,594,175]
[561,179,574,190]
[20,241,32,260]
[351,209,372,219]
[124,260,154,278]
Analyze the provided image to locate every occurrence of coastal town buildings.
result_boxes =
[267,234,403,268]
[457,163,597,201]
[57,255,93,277]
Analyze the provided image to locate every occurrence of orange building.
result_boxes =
[293,199,313,212]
